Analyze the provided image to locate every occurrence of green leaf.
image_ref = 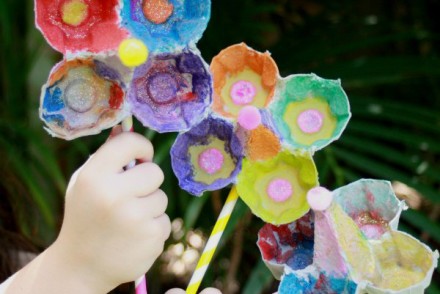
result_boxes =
[338,135,440,183]
[221,197,250,245]
[332,146,440,203]
[242,259,274,294]
[184,195,209,232]
[401,209,440,244]
[347,121,440,153]
[0,136,56,227]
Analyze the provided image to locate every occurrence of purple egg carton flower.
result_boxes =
[128,49,212,133]
[171,117,243,196]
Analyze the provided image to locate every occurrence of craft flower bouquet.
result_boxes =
[35,0,438,293]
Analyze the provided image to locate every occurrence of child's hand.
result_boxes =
[54,132,171,291]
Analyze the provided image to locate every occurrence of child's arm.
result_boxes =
[4,133,171,294]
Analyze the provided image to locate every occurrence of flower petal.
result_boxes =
[40,58,130,140]
[237,150,318,225]
[128,50,212,133]
[211,43,279,119]
[171,117,243,196]
[271,74,351,151]
[120,0,211,53]
[35,0,128,54]
[257,212,314,280]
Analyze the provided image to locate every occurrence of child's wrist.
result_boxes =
[48,240,114,294]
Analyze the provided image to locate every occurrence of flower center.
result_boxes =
[147,73,178,104]
[230,81,256,105]
[64,79,96,113]
[267,179,293,202]
[61,0,89,27]
[142,0,174,24]
[198,148,224,175]
[297,109,324,134]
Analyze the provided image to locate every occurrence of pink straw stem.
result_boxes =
[122,116,148,294]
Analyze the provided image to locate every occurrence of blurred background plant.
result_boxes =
[1,0,439,293]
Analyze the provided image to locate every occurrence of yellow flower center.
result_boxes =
[61,0,89,27]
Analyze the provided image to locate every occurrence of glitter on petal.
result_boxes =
[35,0,129,54]
[120,0,211,53]
[257,212,314,280]
[128,49,212,133]
[40,58,130,140]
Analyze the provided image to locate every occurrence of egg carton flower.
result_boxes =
[257,179,438,294]
[128,49,212,133]
[37,0,213,140]
[40,57,131,140]
[35,0,129,54]
[120,0,211,53]
[271,74,351,151]
[171,117,243,196]
[171,43,349,226]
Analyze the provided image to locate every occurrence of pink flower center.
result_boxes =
[267,179,293,202]
[230,81,257,105]
[198,148,224,175]
[238,106,262,130]
[297,109,324,134]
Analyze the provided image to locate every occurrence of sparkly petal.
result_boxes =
[35,0,128,54]
[312,180,438,293]
[40,58,130,140]
[257,212,314,280]
[171,117,243,196]
[270,74,351,151]
[333,179,405,239]
[279,268,358,294]
[128,49,212,133]
[235,109,282,161]
[237,150,318,225]
[120,0,211,53]
[210,43,279,119]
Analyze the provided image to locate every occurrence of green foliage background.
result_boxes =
[1,0,439,293]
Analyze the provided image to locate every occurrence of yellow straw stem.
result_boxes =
[186,186,239,294]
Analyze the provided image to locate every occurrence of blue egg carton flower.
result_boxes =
[120,0,211,53]
[171,117,243,196]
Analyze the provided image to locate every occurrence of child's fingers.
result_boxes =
[200,289,222,294]
[165,289,185,294]
[137,189,168,219]
[90,133,154,172]
[148,213,171,241]
[118,162,164,197]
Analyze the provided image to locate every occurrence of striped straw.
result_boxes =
[121,116,148,294]
[186,186,239,294]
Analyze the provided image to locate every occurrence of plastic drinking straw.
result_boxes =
[186,186,239,294]
[122,115,147,294]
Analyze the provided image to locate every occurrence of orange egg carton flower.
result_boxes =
[210,43,279,120]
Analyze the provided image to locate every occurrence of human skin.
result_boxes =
[5,132,170,294]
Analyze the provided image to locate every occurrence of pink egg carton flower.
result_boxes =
[35,0,129,54]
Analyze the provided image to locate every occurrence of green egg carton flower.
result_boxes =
[236,150,318,225]
[270,74,351,152]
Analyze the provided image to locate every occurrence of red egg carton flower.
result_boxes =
[35,0,129,54]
